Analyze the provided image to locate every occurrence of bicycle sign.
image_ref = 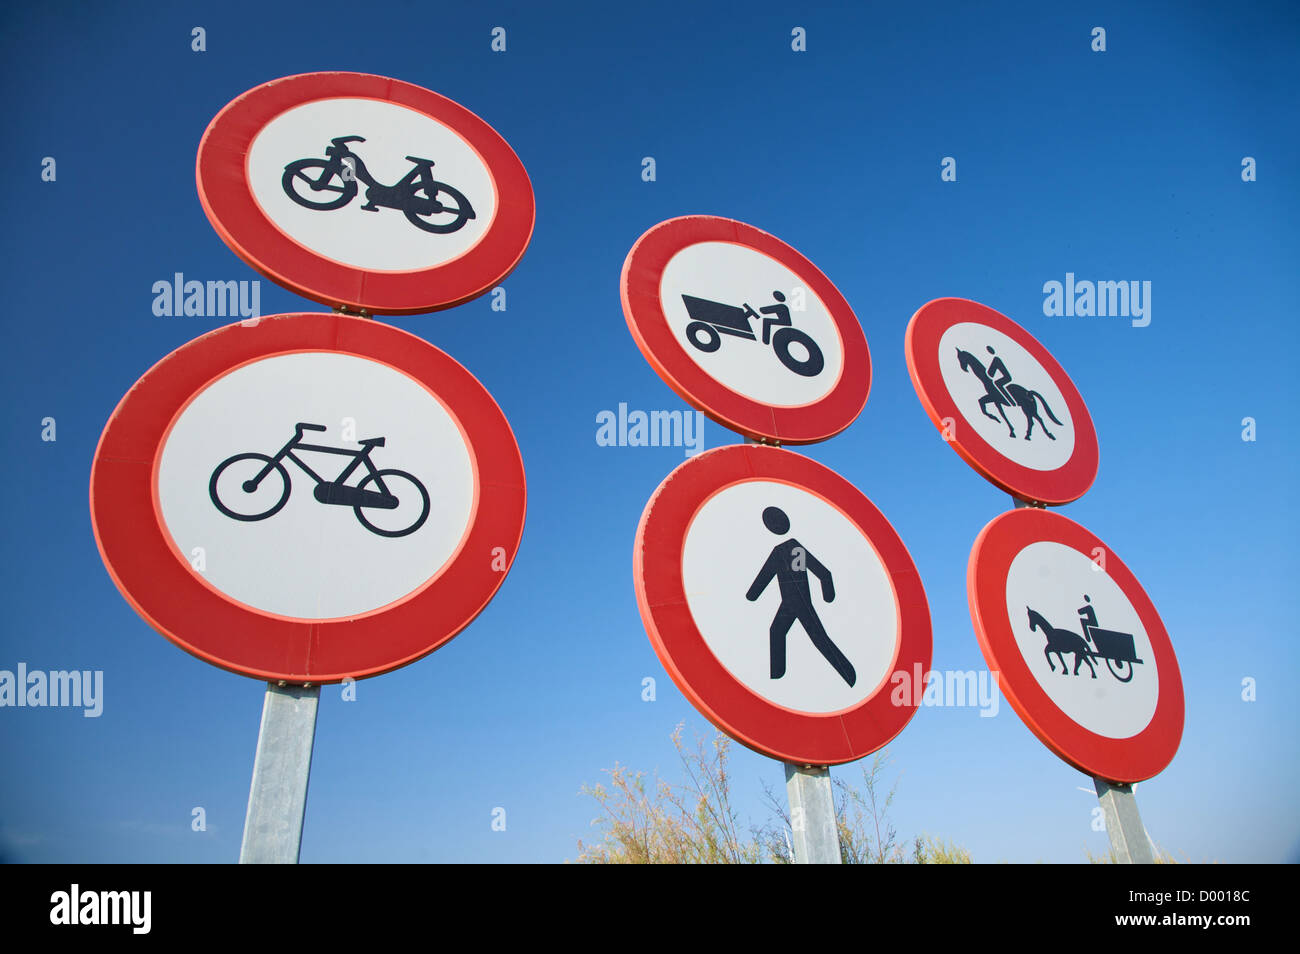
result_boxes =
[968,507,1183,783]
[209,422,431,538]
[197,71,534,315]
[90,313,526,684]
[621,216,870,444]
[282,135,475,235]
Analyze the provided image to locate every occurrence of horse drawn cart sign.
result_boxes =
[90,313,526,684]
[967,507,1183,782]
[196,71,535,315]
[905,297,1099,505]
[621,216,871,444]
[634,443,931,765]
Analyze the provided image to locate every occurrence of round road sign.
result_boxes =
[968,508,1183,782]
[197,71,535,315]
[90,313,526,683]
[621,216,870,444]
[905,297,1098,505]
[634,443,930,765]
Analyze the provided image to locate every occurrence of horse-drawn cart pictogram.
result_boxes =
[1027,600,1144,682]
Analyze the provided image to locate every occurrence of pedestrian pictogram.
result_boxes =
[906,297,1098,505]
[622,215,870,444]
[968,507,1182,782]
[745,506,854,686]
[635,444,930,765]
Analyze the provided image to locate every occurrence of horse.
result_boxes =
[955,348,1063,441]
[1026,607,1097,678]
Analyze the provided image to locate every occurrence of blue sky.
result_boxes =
[1,0,1296,863]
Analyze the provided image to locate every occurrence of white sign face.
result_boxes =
[659,242,845,407]
[247,98,496,272]
[938,322,1075,471]
[680,479,899,714]
[157,352,476,619]
[1004,541,1158,738]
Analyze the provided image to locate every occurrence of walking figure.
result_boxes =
[745,506,856,687]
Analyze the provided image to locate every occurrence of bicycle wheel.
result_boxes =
[772,326,824,377]
[209,453,291,521]
[354,469,431,538]
[403,180,475,234]
[685,321,722,353]
[281,158,357,211]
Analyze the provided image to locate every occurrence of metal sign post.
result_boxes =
[785,763,841,864]
[1093,777,1155,864]
[239,683,321,864]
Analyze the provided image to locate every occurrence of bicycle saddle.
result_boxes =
[358,437,386,447]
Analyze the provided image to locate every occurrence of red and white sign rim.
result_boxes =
[621,215,870,444]
[905,297,1099,505]
[90,313,526,683]
[196,71,535,315]
[967,508,1183,782]
[634,444,931,765]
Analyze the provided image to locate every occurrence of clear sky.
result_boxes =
[1,0,1296,863]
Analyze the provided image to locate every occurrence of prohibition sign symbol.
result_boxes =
[197,71,535,315]
[968,508,1183,782]
[90,313,526,684]
[634,443,930,765]
[905,297,1099,505]
[621,216,870,444]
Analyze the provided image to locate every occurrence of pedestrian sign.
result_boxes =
[634,443,931,765]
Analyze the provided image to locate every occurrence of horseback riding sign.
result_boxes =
[90,312,526,684]
[967,507,1183,782]
[905,297,1099,505]
[196,71,535,314]
[621,216,871,444]
[634,443,931,765]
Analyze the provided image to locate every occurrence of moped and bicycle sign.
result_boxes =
[905,297,1099,505]
[621,216,870,444]
[968,507,1183,782]
[90,313,526,683]
[634,443,931,765]
[197,71,534,315]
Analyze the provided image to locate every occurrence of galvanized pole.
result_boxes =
[239,682,321,864]
[784,763,842,864]
[1093,777,1155,864]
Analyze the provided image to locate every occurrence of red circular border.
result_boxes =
[967,508,1183,782]
[634,444,931,765]
[196,72,535,315]
[905,297,1099,505]
[89,313,526,683]
[621,216,870,444]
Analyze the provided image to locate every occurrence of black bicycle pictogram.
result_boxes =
[209,422,430,538]
[281,136,476,234]
[681,291,824,377]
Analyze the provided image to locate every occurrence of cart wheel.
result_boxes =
[686,321,721,353]
[1106,658,1134,682]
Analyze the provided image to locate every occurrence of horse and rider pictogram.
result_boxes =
[1026,595,1144,682]
[956,346,1063,441]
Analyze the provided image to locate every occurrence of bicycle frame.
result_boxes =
[252,427,381,491]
